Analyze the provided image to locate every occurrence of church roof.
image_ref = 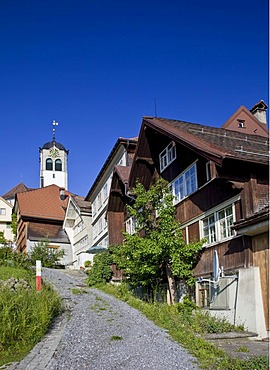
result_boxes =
[41,140,68,152]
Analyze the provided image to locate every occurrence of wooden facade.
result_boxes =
[107,102,269,334]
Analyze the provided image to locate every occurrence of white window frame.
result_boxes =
[0,208,6,215]
[159,141,176,172]
[103,183,108,202]
[92,200,96,217]
[125,217,136,235]
[201,203,236,246]
[169,162,197,204]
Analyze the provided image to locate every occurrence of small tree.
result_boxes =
[114,179,204,304]
[30,240,65,268]
[0,231,8,246]
[11,213,17,238]
[87,250,113,286]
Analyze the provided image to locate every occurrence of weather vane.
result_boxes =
[52,120,59,141]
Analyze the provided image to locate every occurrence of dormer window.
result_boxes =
[237,119,245,128]
[159,141,176,172]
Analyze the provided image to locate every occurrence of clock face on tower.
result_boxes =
[49,148,60,158]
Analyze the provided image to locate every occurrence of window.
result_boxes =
[98,218,102,234]
[103,184,108,201]
[125,217,136,235]
[92,201,96,216]
[237,119,245,128]
[0,208,6,215]
[203,215,216,243]
[159,141,176,172]
[46,158,53,170]
[170,163,197,204]
[55,159,62,171]
[97,193,102,210]
[198,281,210,308]
[47,245,59,255]
[74,221,84,235]
[202,205,235,245]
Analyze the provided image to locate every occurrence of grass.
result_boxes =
[0,266,62,367]
[0,266,34,282]
[110,335,123,341]
[71,288,88,295]
[97,283,269,370]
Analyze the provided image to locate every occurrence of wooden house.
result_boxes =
[14,184,73,266]
[107,101,269,337]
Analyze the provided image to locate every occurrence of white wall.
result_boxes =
[196,267,267,338]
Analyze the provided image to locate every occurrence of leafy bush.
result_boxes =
[84,260,92,268]
[30,240,65,268]
[176,298,242,334]
[0,247,32,270]
[0,232,8,246]
[192,310,238,334]
[87,250,113,286]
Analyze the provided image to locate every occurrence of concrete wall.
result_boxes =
[235,267,267,338]
[196,267,267,338]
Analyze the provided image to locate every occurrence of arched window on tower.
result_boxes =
[55,159,62,171]
[46,158,53,170]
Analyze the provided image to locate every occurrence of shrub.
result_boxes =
[30,240,65,268]
[0,247,32,270]
[87,250,113,286]
[84,260,92,268]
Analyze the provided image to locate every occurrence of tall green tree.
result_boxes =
[114,179,204,304]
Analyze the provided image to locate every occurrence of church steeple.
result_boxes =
[39,121,69,189]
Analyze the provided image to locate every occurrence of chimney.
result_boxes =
[250,100,268,124]
[60,188,66,201]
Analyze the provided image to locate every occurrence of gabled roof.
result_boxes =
[2,182,30,199]
[0,196,13,208]
[72,195,91,213]
[107,165,132,214]
[222,104,269,137]
[16,184,71,221]
[85,137,137,200]
[141,116,269,166]
[113,165,131,184]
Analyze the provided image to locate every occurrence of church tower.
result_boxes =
[39,121,69,190]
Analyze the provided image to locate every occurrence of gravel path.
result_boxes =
[10,268,199,370]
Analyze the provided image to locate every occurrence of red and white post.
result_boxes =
[36,260,42,292]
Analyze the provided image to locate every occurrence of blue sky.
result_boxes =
[1,0,268,197]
